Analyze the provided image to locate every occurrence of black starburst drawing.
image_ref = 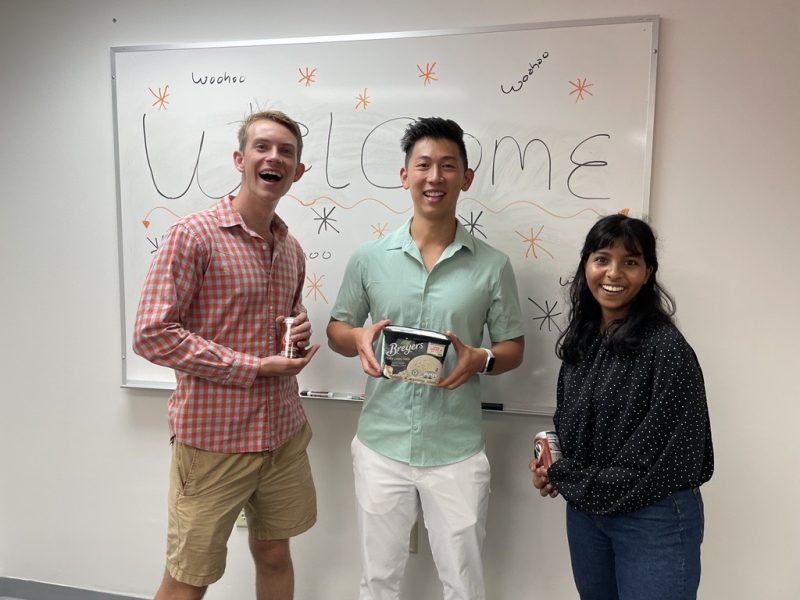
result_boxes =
[529,298,563,332]
[311,206,340,234]
[459,210,487,239]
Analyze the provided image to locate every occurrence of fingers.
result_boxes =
[437,369,470,389]
[274,313,313,349]
[291,318,312,347]
[371,319,391,340]
[356,338,381,377]
[437,332,483,389]
[530,458,558,499]
[299,343,320,364]
[356,320,390,377]
[281,344,321,375]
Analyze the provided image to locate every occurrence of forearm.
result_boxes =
[133,320,259,387]
[326,318,360,357]
[487,336,525,375]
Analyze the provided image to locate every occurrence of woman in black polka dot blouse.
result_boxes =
[530,214,713,600]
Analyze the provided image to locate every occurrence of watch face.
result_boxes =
[486,355,495,373]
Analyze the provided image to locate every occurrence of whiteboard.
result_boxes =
[112,17,658,415]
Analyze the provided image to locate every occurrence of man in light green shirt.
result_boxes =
[327,117,525,600]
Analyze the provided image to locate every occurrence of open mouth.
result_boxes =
[259,170,283,182]
[423,190,445,199]
[601,284,624,293]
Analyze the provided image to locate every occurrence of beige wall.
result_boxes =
[1,1,798,598]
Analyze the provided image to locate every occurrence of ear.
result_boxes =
[461,168,475,192]
[233,150,244,173]
[400,167,410,190]
[646,266,654,282]
[293,162,306,182]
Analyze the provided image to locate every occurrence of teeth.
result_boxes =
[602,285,624,292]
[424,191,444,197]
[259,170,282,182]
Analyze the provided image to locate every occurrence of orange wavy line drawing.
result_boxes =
[284,194,621,220]
[141,206,183,227]
[459,197,605,220]
[285,194,412,215]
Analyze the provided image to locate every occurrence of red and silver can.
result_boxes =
[533,430,562,468]
[279,316,298,358]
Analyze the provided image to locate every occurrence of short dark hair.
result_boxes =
[557,214,676,363]
[400,117,468,168]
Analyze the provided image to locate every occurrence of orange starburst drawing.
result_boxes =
[417,62,438,85]
[569,77,594,102]
[298,67,317,87]
[355,88,370,110]
[305,273,329,303]
[149,85,170,110]
[371,222,388,238]
[515,226,554,259]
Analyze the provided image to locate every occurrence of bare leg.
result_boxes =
[250,537,294,600]
[153,568,207,600]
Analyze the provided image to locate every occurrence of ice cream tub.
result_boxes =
[379,326,451,385]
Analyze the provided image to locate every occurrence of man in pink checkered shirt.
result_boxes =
[134,110,320,600]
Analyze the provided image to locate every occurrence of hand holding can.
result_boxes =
[533,430,562,469]
[279,317,299,358]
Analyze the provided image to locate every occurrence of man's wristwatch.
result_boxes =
[481,348,495,374]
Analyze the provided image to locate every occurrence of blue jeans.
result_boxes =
[566,488,705,600]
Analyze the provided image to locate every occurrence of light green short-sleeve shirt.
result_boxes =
[330,219,525,466]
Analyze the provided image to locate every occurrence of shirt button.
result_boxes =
[412,424,420,432]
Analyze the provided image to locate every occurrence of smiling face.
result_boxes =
[233,119,305,206]
[584,239,653,328]
[399,137,474,223]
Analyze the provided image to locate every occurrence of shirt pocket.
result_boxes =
[207,243,268,301]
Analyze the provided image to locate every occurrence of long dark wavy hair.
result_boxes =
[557,214,676,363]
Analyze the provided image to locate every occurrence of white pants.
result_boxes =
[351,436,491,600]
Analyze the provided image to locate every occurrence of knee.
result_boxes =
[250,538,292,573]
[156,569,207,600]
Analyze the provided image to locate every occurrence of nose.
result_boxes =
[428,166,444,182]
[606,261,620,278]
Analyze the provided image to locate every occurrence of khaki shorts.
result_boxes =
[165,422,317,587]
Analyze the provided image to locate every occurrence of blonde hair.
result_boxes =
[237,110,304,161]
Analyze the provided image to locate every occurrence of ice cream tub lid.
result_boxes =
[380,326,451,385]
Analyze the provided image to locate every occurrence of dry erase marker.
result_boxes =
[302,390,334,398]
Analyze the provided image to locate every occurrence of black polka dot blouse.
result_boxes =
[548,320,714,515]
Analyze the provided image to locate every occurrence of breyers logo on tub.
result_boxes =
[380,326,451,385]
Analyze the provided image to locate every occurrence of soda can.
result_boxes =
[279,316,298,358]
[533,430,562,468]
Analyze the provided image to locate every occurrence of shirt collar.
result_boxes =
[388,218,475,255]
[217,196,289,241]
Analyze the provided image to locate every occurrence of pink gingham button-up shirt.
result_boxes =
[133,197,308,453]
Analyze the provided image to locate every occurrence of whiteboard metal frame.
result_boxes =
[111,16,660,417]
